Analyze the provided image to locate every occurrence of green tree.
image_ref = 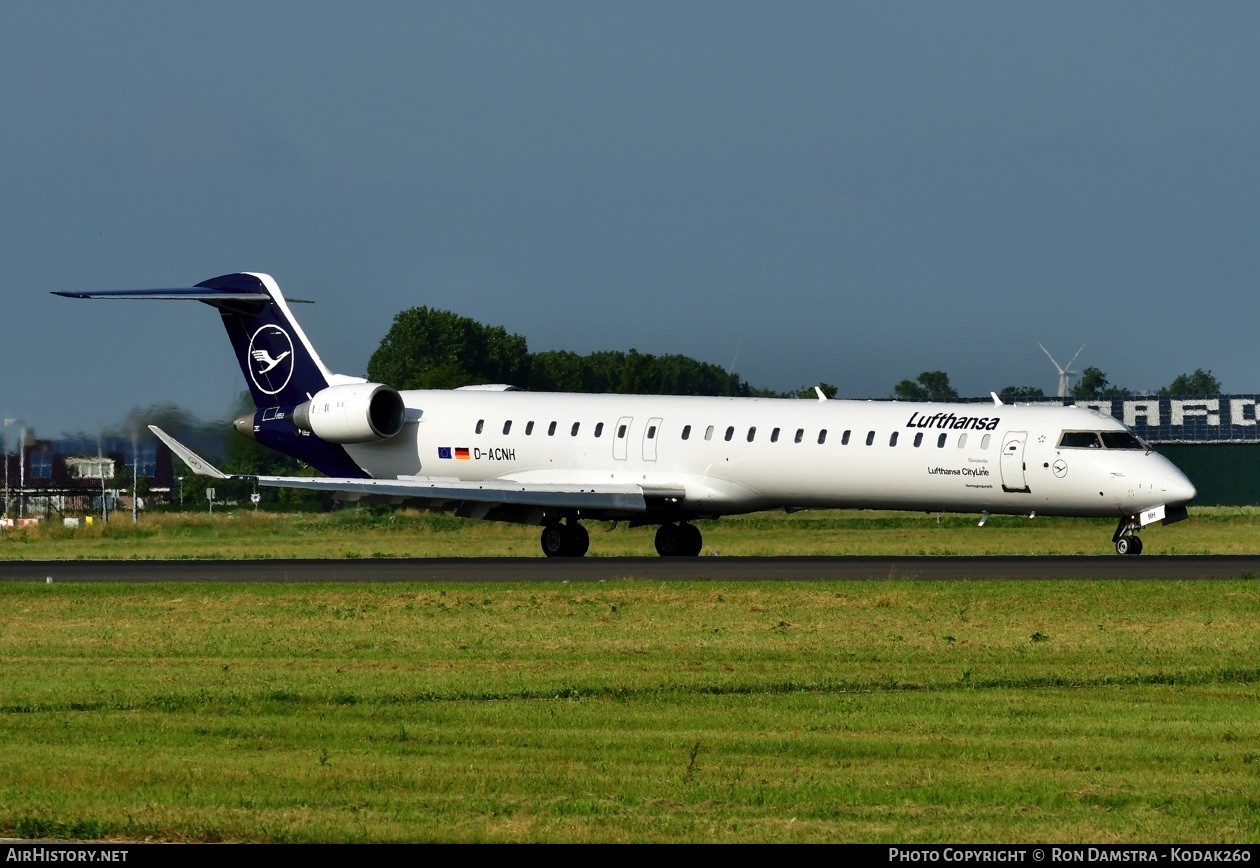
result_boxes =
[998,385,1046,402]
[1072,367,1130,398]
[367,307,530,389]
[1158,369,1222,396]
[893,371,958,400]
[368,306,817,398]
[529,348,749,396]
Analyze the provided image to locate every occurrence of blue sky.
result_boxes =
[3,2,1257,439]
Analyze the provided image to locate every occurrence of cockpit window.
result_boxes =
[1100,431,1146,450]
[1058,431,1102,449]
[1058,430,1147,450]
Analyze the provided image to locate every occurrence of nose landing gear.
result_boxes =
[1112,516,1144,556]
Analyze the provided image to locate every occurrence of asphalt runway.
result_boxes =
[1,556,1259,583]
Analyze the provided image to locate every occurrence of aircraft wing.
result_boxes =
[149,425,676,513]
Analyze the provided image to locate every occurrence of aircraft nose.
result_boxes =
[1161,471,1196,505]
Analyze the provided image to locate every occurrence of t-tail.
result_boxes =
[54,272,406,478]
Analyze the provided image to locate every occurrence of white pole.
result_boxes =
[2,419,9,518]
[98,434,108,524]
[18,426,25,519]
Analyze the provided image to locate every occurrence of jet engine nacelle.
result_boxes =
[292,383,406,444]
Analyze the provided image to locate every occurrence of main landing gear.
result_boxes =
[1112,516,1144,556]
[654,522,703,557]
[540,519,590,558]
[539,519,704,557]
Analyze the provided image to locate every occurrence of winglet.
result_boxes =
[991,391,1004,406]
[814,386,827,402]
[148,425,232,479]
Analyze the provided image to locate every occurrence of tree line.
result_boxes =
[365,306,838,399]
[894,368,1223,402]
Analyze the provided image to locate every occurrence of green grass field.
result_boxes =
[2,581,1259,843]
[1,508,1258,842]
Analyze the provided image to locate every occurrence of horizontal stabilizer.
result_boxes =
[53,288,314,305]
[53,288,271,303]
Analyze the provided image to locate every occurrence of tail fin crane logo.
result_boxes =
[251,348,291,374]
[247,325,296,397]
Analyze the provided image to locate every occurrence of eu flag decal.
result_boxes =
[437,447,452,459]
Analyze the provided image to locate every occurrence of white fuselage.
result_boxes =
[342,391,1195,520]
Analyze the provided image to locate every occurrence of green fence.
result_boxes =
[1158,444,1260,506]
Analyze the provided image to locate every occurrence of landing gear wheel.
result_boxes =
[541,524,569,558]
[570,523,590,557]
[679,522,703,557]
[541,522,589,558]
[654,523,682,557]
[1115,535,1143,556]
[655,523,702,557]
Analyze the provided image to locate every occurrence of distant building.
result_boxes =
[2,432,174,517]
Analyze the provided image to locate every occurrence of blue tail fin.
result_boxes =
[194,272,338,409]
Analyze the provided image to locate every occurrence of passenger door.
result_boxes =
[613,416,633,461]
[1000,431,1031,493]
[642,417,663,461]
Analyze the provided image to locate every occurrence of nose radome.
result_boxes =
[1162,472,1196,505]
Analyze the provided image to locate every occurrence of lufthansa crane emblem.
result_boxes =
[247,324,295,396]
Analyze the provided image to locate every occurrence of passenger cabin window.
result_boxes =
[889,431,898,447]
[705,425,714,441]
[794,428,804,444]
[594,422,604,438]
[618,424,627,438]
[1059,431,1104,448]
[476,419,484,434]
[914,432,923,447]
[980,433,991,449]
[647,425,657,439]
[957,433,968,448]
[841,430,851,445]
[1101,431,1145,450]
[818,429,827,444]
[865,431,875,446]
[771,427,780,443]
[525,421,534,435]
[937,433,947,448]
[724,426,735,442]
[747,427,756,442]
[548,421,557,436]
[502,420,512,435]
[682,425,691,440]
[571,422,580,436]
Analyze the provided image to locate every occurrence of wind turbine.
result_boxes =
[1039,342,1085,398]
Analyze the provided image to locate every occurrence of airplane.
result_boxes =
[55,272,1197,557]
